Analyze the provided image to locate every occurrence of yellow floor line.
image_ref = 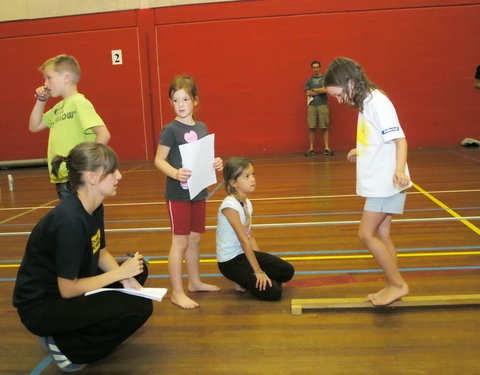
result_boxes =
[2,250,479,268]
[0,198,58,225]
[413,183,480,235]
[136,250,480,264]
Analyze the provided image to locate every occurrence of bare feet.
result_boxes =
[365,287,387,302]
[171,291,199,309]
[369,284,409,306]
[188,282,220,293]
[234,283,247,293]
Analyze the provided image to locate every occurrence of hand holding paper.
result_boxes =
[213,156,223,172]
[177,167,192,183]
[179,134,218,199]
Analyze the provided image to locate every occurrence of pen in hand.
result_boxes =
[126,252,149,264]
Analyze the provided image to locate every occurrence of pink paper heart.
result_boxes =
[184,130,198,143]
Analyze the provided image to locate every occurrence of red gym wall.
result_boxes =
[0,0,478,162]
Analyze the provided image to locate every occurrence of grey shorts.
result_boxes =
[364,192,406,214]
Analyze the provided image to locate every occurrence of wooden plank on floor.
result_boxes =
[291,294,480,315]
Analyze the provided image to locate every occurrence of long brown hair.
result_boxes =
[51,142,118,191]
[324,57,380,112]
[223,157,253,196]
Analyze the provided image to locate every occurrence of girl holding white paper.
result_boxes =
[155,75,223,309]
[13,142,153,372]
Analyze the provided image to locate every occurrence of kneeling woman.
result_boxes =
[13,142,153,373]
[216,157,294,300]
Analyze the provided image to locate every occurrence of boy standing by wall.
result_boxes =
[29,54,110,198]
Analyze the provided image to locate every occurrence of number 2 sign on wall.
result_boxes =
[111,49,123,65]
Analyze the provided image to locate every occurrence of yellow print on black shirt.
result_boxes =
[91,229,101,254]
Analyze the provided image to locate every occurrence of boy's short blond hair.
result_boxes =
[40,54,81,84]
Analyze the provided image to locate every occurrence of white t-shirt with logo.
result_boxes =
[356,90,411,197]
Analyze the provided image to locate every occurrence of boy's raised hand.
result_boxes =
[35,86,50,102]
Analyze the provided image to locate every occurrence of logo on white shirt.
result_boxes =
[381,126,399,135]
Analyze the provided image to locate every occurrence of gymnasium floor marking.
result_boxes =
[1,215,479,236]
[1,248,479,270]
[1,205,479,228]
[207,181,224,199]
[450,149,480,162]
[5,155,478,375]
[143,250,480,263]
[413,182,480,235]
[2,266,480,283]
[1,245,478,263]
[29,356,51,375]
[1,188,479,211]
[0,199,58,225]
[288,268,474,289]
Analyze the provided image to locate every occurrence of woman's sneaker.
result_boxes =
[40,336,87,373]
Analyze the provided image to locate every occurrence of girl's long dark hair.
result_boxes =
[324,57,380,112]
[223,157,252,195]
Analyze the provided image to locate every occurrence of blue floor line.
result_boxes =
[29,356,52,375]
[207,181,224,199]
[5,265,479,283]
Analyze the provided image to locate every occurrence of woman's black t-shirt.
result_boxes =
[13,193,105,311]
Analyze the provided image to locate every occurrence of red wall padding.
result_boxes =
[0,26,150,161]
[0,1,479,161]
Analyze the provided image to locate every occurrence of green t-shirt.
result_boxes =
[43,93,105,183]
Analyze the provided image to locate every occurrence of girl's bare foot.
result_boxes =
[366,287,387,302]
[371,284,409,306]
[188,282,220,293]
[234,283,247,293]
[171,292,199,309]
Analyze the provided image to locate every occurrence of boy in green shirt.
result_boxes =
[29,54,110,198]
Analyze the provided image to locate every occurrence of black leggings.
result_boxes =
[218,251,294,301]
[18,268,153,364]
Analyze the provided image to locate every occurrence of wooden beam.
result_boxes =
[291,294,480,315]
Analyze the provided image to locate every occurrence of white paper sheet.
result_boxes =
[85,287,168,302]
[179,133,217,200]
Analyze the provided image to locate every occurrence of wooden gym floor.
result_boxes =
[1,146,479,374]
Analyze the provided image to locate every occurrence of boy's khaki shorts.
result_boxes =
[307,104,329,129]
